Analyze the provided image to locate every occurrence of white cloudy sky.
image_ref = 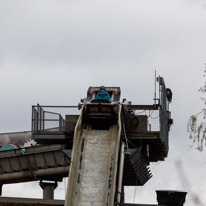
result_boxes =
[1,0,206,205]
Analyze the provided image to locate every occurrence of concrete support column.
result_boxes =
[40,181,57,200]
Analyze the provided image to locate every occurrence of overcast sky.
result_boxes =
[1,0,206,205]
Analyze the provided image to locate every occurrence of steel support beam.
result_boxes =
[0,166,69,184]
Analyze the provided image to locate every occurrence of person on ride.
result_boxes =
[95,86,111,102]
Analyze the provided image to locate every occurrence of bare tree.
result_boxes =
[188,66,206,151]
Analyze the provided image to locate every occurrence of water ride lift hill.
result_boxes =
[0,76,173,205]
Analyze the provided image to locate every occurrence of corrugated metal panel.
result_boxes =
[0,145,71,184]
[123,149,152,186]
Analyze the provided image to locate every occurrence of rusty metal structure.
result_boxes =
[0,76,179,205]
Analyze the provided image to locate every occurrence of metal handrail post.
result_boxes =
[40,107,42,131]
[117,142,125,205]
[43,110,45,130]
[31,106,34,134]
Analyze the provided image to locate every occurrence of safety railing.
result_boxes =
[125,76,172,149]
[125,104,160,136]
[32,104,78,135]
[134,108,160,132]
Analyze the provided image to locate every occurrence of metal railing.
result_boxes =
[125,76,172,151]
[134,109,160,132]
[32,104,78,135]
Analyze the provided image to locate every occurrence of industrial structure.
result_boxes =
[0,76,187,205]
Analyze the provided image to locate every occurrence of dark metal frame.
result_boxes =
[159,77,172,152]
[124,77,172,153]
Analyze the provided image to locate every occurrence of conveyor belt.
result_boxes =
[65,105,122,206]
